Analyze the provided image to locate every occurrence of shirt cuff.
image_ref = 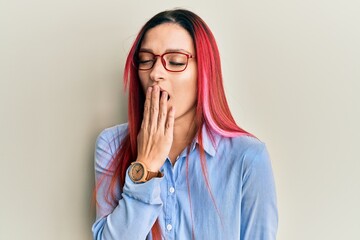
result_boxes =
[122,165,164,204]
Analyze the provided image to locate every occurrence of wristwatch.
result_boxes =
[128,161,162,183]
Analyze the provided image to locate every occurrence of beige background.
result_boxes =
[1,0,359,239]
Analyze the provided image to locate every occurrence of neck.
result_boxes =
[169,105,198,162]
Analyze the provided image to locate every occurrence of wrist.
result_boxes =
[136,158,161,172]
[129,160,163,183]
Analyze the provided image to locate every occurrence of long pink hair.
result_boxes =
[97,9,254,240]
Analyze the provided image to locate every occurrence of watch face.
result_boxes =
[130,162,145,181]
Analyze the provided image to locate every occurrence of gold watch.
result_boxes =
[128,161,161,183]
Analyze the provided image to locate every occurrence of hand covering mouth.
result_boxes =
[159,89,171,101]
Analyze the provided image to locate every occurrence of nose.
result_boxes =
[149,57,166,82]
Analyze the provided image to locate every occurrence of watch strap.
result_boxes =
[145,169,163,181]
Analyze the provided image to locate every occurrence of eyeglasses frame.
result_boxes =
[137,51,194,72]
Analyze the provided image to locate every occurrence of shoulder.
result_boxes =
[217,134,270,171]
[96,123,129,149]
[94,123,129,171]
[218,134,266,157]
[230,135,273,182]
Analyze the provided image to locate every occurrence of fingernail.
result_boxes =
[148,87,152,92]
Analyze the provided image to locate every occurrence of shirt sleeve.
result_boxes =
[91,127,164,240]
[240,144,278,240]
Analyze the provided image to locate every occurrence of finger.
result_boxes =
[142,87,152,130]
[165,106,175,136]
[158,91,168,131]
[150,85,160,131]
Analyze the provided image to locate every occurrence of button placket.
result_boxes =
[164,159,176,238]
[166,223,173,231]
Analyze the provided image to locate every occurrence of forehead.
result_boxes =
[140,23,195,54]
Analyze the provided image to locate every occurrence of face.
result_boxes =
[138,23,197,122]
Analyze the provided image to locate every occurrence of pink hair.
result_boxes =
[95,9,254,240]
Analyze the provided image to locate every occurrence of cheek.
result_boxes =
[186,69,198,96]
[176,74,197,100]
[138,72,148,92]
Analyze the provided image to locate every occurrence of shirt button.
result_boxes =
[166,224,173,231]
[169,187,175,193]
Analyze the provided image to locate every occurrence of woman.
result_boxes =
[92,9,278,240]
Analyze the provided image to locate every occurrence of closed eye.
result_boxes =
[169,61,186,66]
[139,60,154,64]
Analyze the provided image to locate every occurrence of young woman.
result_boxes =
[92,9,278,240]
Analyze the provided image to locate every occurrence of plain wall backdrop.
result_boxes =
[1,0,359,239]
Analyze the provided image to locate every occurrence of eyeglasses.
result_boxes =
[137,51,194,72]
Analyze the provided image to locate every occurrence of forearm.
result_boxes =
[92,172,164,240]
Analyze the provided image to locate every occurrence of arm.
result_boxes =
[92,86,174,239]
[91,129,163,240]
[240,144,278,240]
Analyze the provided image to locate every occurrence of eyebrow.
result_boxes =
[139,48,193,55]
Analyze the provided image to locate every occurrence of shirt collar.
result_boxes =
[192,124,221,157]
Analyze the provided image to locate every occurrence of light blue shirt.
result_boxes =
[92,123,278,239]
